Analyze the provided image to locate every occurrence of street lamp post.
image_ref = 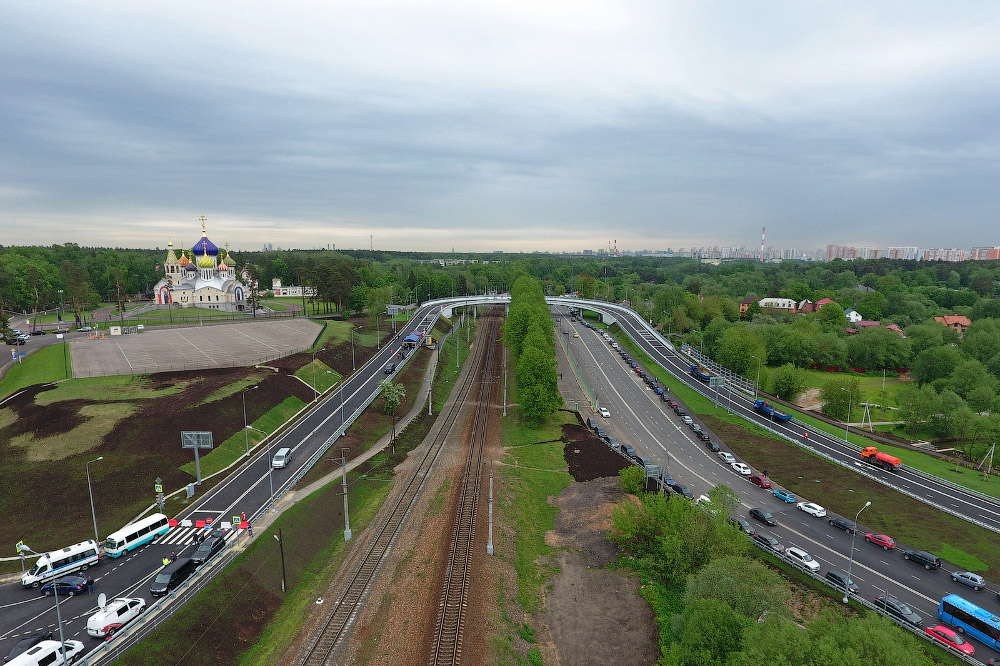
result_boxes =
[844,500,871,603]
[841,386,853,442]
[751,355,761,400]
[341,448,352,541]
[273,529,287,592]
[57,289,64,322]
[242,385,259,456]
[311,348,326,403]
[86,457,104,543]
[351,327,356,371]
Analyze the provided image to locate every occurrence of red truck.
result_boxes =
[861,446,901,471]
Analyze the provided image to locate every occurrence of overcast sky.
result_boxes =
[2,1,999,253]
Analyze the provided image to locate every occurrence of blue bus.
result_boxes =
[938,594,1000,650]
[103,513,171,557]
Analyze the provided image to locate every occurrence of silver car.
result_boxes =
[951,571,986,591]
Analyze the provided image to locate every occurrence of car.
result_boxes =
[11,330,23,336]
[603,436,619,450]
[29,329,46,335]
[3,630,52,663]
[925,625,975,656]
[51,327,70,334]
[951,571,986,591]
[4,337,25,346]
[598,407,611,418]
[620,444,636,458]
[705,440,721,452]
[666,399,678,408]
[696,432,711,442]
[15,334,29,342]
[749,474,772,489]
[660,393,671,402]
[40,575,93,596]
[654,387,665,395]
[874,594,923,627]
[594,426,606,438]
[729,517,755,536]
[903,549,942,570]
[749,508,777,526]
[825,570,859,594]
[753,533,783,552]
[864,533,896,550]
[660,471,675,486]
[681,416,694,425]
[797,502,827,518]
[191,531,227,566]
[731,462,752,476]
[87,596,146,637]
[586,417,597,430]
[689,423,701,432]
[384,361,396,374]
[772,488,796,503]
[828,517,857,534]
[673,406,686,416]
[573,333,579,338]
[717,451,736,464]
[77,325,93,332]
[785,546,821,572]
[670,484,694,500]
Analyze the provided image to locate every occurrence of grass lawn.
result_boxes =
[34,373,190,405]
[261,300,290,312]
[180,397,307,478]
[795,366,907,412]
[293,360,342,396]
[0,343,72,400]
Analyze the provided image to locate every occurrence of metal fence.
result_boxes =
[71,346,312,379]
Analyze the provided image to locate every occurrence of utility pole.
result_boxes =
[342,448,352,541]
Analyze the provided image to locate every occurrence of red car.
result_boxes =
[925,625,974,655]
[864,533,896,550]
[749,474,772,489]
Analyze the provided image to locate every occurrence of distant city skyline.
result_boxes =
[3,3,999,251]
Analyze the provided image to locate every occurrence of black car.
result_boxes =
[603,436,619,450]
[586,417,597,430]
[828,517,857,534]
[670,484,694,500]
[696,432,711,441]
[749,508,777,526]
[29,329,47,335]
[634,455,646,467]
[704,439,720,452]
[873,594,923,627]
[40,575,92,596]
[826,570,859,594]
[729,517,755,536]
[902,549,942,570]
[594,426,606,439]
[4,630,52,663]
[191,532,227,566]
[753,533,783,552]
[660,472,675,486]
[620,444,636,458]
[673,406,687,416]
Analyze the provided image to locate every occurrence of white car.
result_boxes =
[731,462,752,476]
[599,407,611,418]
[796,502,827,518]
[87,596,146,637]
[717,451,736,464]
[785,546,821,572]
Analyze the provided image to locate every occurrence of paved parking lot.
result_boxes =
[69,319,322,377]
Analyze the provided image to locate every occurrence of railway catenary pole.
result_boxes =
[342,448,352,541]
[487,464,494,555]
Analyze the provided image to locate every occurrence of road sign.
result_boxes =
[181,431,214,449]
[15,540,23,555]
[154,483,163,493]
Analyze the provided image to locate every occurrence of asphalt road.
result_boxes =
[0,303,450,659]
[556,304,999,660]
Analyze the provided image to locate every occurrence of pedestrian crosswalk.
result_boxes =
[154,526,235,546]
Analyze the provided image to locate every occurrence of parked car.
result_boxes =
[670,484,694,500]
[731,462,752,476]
[825,570,859,594]
[660,471,675,486]
[864,533,896,550]
[729,517,755,535]
[749,474,772,489]
[87,596,146,637]
[5,640,84,665]
[680,416,694,425]
[3,630,52,663]
[586,417,597,430]
[873,594,922,627]
[925,625,975,656]
[594,426,606,439]
[828,517,857,534]
[772,488,796,503]
[40,575,92,596]
[951,571,986,591]
[603,436,619,450]
[4,337,24,346]
[620,444,636,458]
[903,549,942,570]
[797,502,827,518]
[749,508,777,526]
[785,546,821,572]
[717,451,736,464]
[29,329,46,335]
[673,406,686,416]
[666,399,678,408]
[77,326,94,332]
[704,440,720,452]
[753,533,783,552]
[696,432,712,442]
[51,327,70,334]
[598,407,611,418]
[191,532,227,566]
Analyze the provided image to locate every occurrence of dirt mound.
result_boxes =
[563,423,630,482]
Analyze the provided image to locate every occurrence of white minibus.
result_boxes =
[103,513,170,558]
[21,540,100,588]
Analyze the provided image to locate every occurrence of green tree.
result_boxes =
[903,322,944,356]
[665,598,747,666]
[716,328,766,377]
[684,555,789,622]
[816,302,846,329]
[618,466,645,495]
[819,377,861,421]
[895,383,939,435]
[912,345,962,385]
[949,359,996,400]
[856,291,888,320]
[770,363,806,402]
[378,379,406,451]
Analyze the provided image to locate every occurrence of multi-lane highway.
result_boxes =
[0,301,460,660]
[554,303,998,661]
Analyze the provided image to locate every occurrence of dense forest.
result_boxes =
[3,244,1000,443]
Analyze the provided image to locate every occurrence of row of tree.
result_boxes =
[504,276,561,426]
[612,474,947,666]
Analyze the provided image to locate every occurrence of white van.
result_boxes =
[272,448,291,469]
[6,639,84,666]
[21,540,100,588]
[86,595,146,637]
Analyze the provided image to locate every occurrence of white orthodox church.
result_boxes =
[153,219,249,311]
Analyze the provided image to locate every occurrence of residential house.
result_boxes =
[934,315,971,337]
[814,298,838,310]
[758,297,797,312]
[844,309,863,323]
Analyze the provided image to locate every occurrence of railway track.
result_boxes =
[298,311,500,666]
[429,308,501,666]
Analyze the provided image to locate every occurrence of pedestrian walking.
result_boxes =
[162,556,170,566]
[87,579,94,595]
[170,551,177,563]
[248,524,254,538]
